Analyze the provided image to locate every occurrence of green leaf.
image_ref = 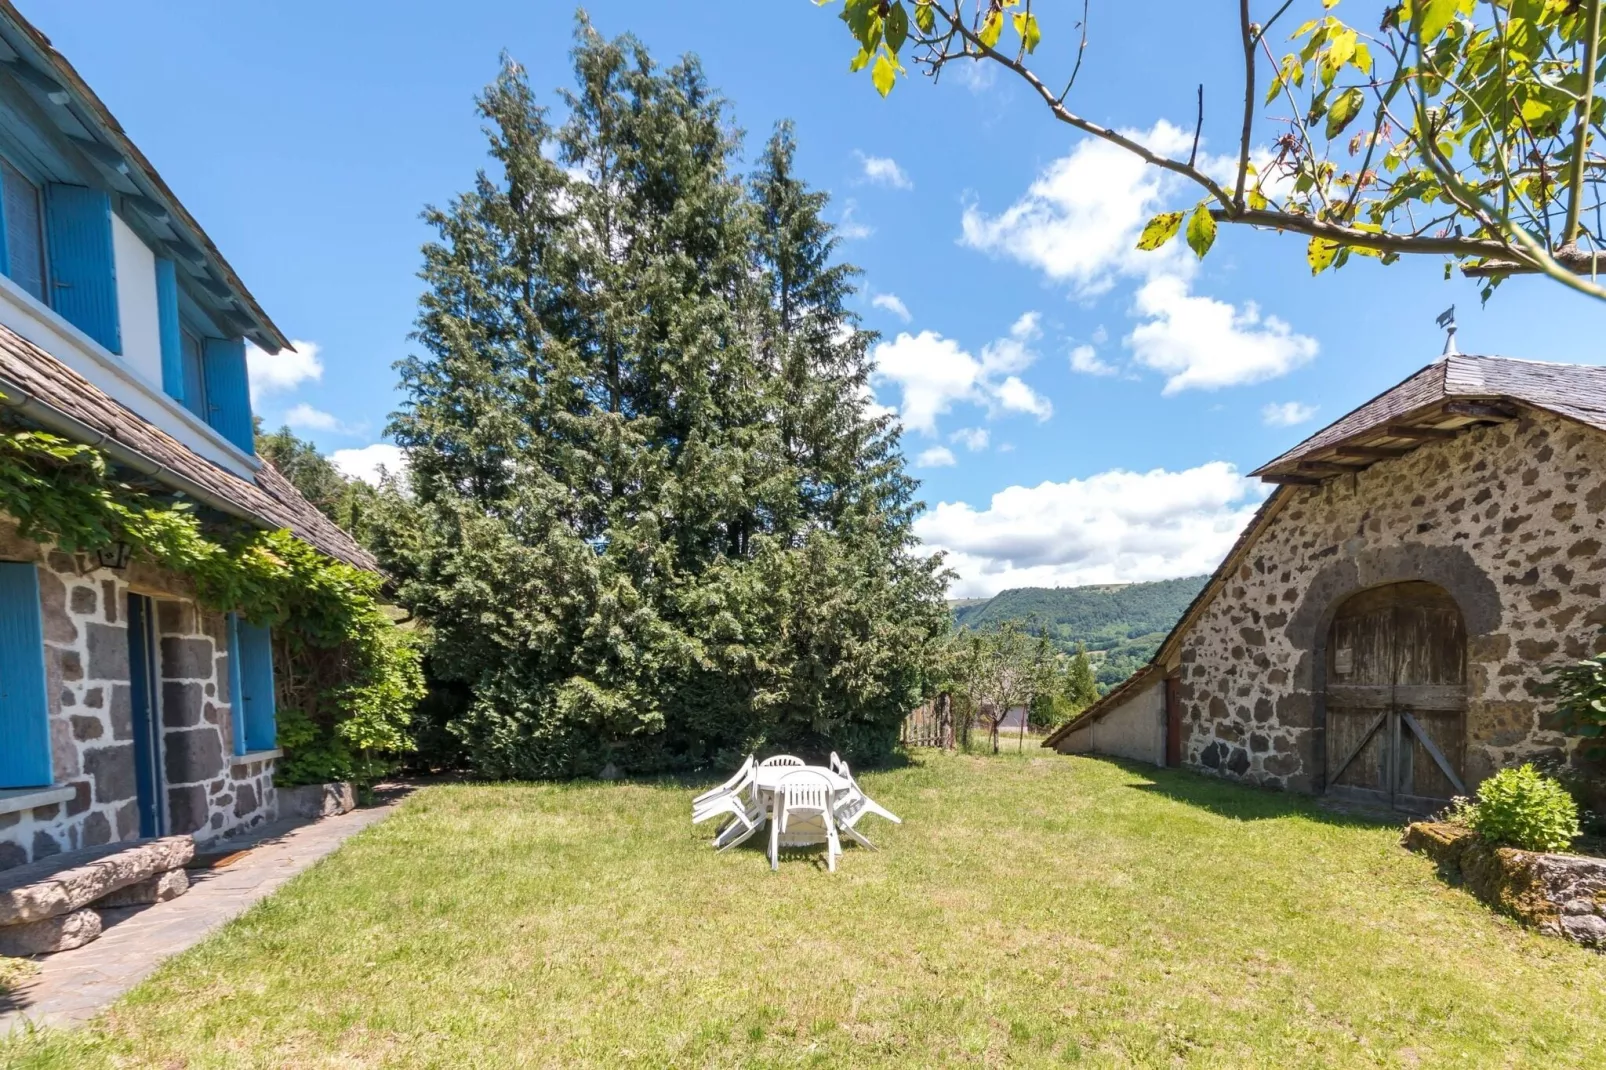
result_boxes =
[1418,0,1460,41]
[1185,204,1216,258]
[1323,0,1340,8]
[1308,236,1342,274]
[1248,188,1269,211]
[872,51,896,97]
[1013,11,1042,53]
[886,3,909,55]
[849,47,873,73]
[915,1,936,34]
[1325,86,1365,139]
[1136,211,1185,251]
[979,9,1004,48]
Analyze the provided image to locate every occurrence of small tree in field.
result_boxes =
[823,0,1606,302]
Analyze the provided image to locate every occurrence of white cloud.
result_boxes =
[951,58,998,93]
[330,443,407,486]
[871,292,912,322]
[915,445,957,468]
[951,427,989,451]
[857,152,913,190]
[838,200,873,240]
[1070,344,1118,377]
[246,339,322,402]
[281,403,366,436]
[915,462,1267,597]
[1125,275,1318,394]
[869,314,1052,435]
[1262,401,1318,427]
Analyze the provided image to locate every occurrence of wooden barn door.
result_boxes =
[1324,582,1468,812]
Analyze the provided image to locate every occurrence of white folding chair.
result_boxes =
[833,759,901,845]
[758,754,805,769]
[693,754,754,808]
[706,791,768,851]
[771,769,841,872]
[693,761,755,824]
[828,751,846,776]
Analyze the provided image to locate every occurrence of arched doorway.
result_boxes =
[1324,581,1468,811]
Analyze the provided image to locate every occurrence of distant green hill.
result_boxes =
[952,576,1209,691]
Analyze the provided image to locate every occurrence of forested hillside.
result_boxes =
[952,576,1208,690]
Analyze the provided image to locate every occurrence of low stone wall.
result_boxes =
[0,836,194,955]
[277,782,355,821]
[1403,822,1606,949]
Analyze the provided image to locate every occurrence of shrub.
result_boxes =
[1463,764,1581,853]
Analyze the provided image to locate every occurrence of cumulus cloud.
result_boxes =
[871,292,912,322]
[281,403,363,435]
[916,445,957,468]
[1125,276,1318,394]
[330,443,407,486]
[246,339,322,401]
[1262,401,1318,427]
[869,313,1052,435]
[915,462,1267,597]
[857,152,913,190]
[951,427,989,451]
[1069,344,1118,377]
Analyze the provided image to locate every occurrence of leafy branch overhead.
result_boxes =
[827,0,1606,302]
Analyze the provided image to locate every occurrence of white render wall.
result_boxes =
[1054,678,1165,767]
[110,214,162,388]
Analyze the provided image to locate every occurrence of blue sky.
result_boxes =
[35,1,1606,596]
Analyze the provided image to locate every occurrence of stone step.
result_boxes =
[0,908,101,956]
[0,836,194,927]
[92,867,189,909]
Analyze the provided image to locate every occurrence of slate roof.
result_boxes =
[0,321,377,572]
[1046,352,1606,747]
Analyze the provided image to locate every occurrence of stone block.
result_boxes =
[113,801,139,840]
[58,649,82,682]
[92,867,188,908]
[160,637,213,681]
[64,780,91,817]
[0,907,101,955]
[69,585,96,616]
[70,714,103,742]
[155,599,194,636]
[164,728,223,785]
[108,685,132,740]
[30,830,59,861]
[233,781,258,819]
[1401,821,1478,867]
[100,580,118,623]
[81,811,112,848]
[0,836,194,925]
[161,681,203,729]
[166,784,208,834]
[37,568,76,645]
[0,841,26,872]
[278,781,356,820]
[83,744,135,805]
[86,623,129,681]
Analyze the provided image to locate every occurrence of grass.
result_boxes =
[4,752,1605,1068]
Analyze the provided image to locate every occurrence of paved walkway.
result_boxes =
[0,794,408,1034]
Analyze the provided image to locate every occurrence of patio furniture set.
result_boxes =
[691,754,901,871]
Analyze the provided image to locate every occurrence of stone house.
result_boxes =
[0,4,376,871]
[1044,353,1606,812]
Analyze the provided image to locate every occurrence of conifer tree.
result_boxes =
[383,22,947,777]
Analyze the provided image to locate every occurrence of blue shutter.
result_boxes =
[0,562,51,788]
[154,258,184,402]
[44,185,120,354]
[226,613,246,756]
[235,619,276,753]
[202,337,253,453]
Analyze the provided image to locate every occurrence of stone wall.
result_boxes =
[0,521,276,873]
[1177,410,1606,793]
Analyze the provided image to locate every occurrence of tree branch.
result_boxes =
[1189,84,1204,170]
[1564,0,1603,243]
[1234,0,1255,208]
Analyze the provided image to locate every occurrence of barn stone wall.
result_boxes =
[0,520,277,873]
[1178,409,1606,794]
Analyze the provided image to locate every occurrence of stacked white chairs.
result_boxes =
[692,755,763,849]
[832,757,900,850]
[757,754,805,770]
[693,754,754,811]
[770,768,842,872]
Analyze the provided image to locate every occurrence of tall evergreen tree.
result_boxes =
[383,21,947,778]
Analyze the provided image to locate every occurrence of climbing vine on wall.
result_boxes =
[0,426,423,786]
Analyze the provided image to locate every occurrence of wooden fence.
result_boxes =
[901,702,948,748]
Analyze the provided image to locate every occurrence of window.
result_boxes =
[0,159,45,303]
[0,562,51,789]
[180,327,208,421]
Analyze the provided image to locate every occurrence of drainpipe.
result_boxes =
[0,373,268,532]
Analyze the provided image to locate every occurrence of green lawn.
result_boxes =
[5,753,1605,1068]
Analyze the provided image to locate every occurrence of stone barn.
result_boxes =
[1043,353,1606,812]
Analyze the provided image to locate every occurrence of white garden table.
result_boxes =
[754,765,848,847]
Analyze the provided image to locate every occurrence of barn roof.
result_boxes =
[1044,352,1606,748]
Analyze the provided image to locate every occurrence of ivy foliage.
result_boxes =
[378,22,950,778]
[0,425,422,786]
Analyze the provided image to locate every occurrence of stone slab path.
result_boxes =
[0,794,407,1035]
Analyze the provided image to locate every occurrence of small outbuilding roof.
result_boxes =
[1044,352,1606,748]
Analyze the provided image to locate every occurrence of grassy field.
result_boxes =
[4,752,1605,1068]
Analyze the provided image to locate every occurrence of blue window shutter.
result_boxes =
[0,562,51,788]
[44,184,120,354]
[202,337,253,452]
[154,258,184,402]
[235,620,276,753]
[226,613,246,756]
